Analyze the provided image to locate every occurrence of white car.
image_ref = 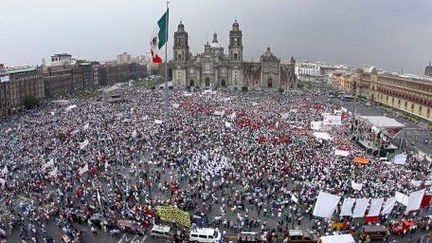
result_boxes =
[189,228,221,243]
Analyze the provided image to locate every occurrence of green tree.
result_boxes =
[23,96,39,109]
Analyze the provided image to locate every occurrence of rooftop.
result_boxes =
[0,66,38,76]
[358,116,405,129]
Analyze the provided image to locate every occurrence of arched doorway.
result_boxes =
[205,78,210,87]
[221,79,226,87]
[267,78,273,88]
[190,80,194,87]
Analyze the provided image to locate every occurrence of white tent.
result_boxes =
[319,234,355,243]
[367,198,384,217]
[313,191,340,218]
[340,198,355,216]
[353,198,369,218]
[358,116,405,129]
[405,189,425,214]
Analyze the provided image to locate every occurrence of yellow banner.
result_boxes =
[156,205,191,228]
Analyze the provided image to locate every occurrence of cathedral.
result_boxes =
[171,20,297,90]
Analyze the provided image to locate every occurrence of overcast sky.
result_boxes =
[1,0,431,74]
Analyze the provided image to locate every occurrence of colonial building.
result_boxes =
[98,63,147,86]
[0,66,44,117]
[43,54,99,97]
[425,62,432,77]
[352,67,432,121]
[171,20,297,90]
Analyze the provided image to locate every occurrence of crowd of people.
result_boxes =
[0,86,431,242]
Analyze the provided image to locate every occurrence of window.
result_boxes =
[199,235,207,239]
[419,106,422,113]
[205,78,210,86]
[221,79,226,87]
[234,53,238,60]
[268,78,273,88]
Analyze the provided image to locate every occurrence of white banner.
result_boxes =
[353,198,369,218]
[312,191,341,218]
[323,115,342,125]
[79,164,89,176]
[335,149,350,157]
[381,197,396,215]
[405,189,425,214]
[79,139,89,149]
[351,181,363,191]
[393,154,408,165]
[311,121,322,131]
[225,122,232,128]
[49,167,58,177]
[42,159,54,171]
[410,180,422,187]
[65,105,77,112]
[313,132,332,141]
[395,192,409,206]
[281,112,290,119]
[154,119,163,124]
[367,198,384,217]
[83,123,90,130]
[340,198,355,216]
[0,178,5,186]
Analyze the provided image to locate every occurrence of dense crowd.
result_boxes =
[0,87,431,242]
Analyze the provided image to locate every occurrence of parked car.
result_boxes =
[390,220,417,235]
[360,225,389,241]
[149,224,176,240]
[189,228,221,243]
[285,229,319,243]
[237,231,262,243]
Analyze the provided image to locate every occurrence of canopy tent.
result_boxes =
[319,234,355,243]
[353,157,369,165]
[358,116,405,129]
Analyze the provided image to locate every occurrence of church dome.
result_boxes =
[261,47,275,58]
[260,47,280,63]
[210,33,223,49]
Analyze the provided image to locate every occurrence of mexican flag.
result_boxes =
[150,9,169,64]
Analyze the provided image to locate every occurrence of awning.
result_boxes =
[353,157,369,165]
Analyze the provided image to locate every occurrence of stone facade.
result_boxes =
[352,68,432,121]
[0,67,44,117]
[171,20,297,90]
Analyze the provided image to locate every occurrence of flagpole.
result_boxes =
[164,1,170,118]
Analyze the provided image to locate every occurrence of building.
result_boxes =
[352,67,432,121]
[425,62,432,77]
[0,66,44,117]
[116,52,132,65]
[171,20,297,90]
[295,62,325,82]
[98,63,147,86]
[43,54,98,97]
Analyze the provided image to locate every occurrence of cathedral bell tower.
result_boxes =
[173,21,189,62]
[229,20,243,62]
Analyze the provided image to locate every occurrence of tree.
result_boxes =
[23,96,39,109]
[241,86,248,92]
